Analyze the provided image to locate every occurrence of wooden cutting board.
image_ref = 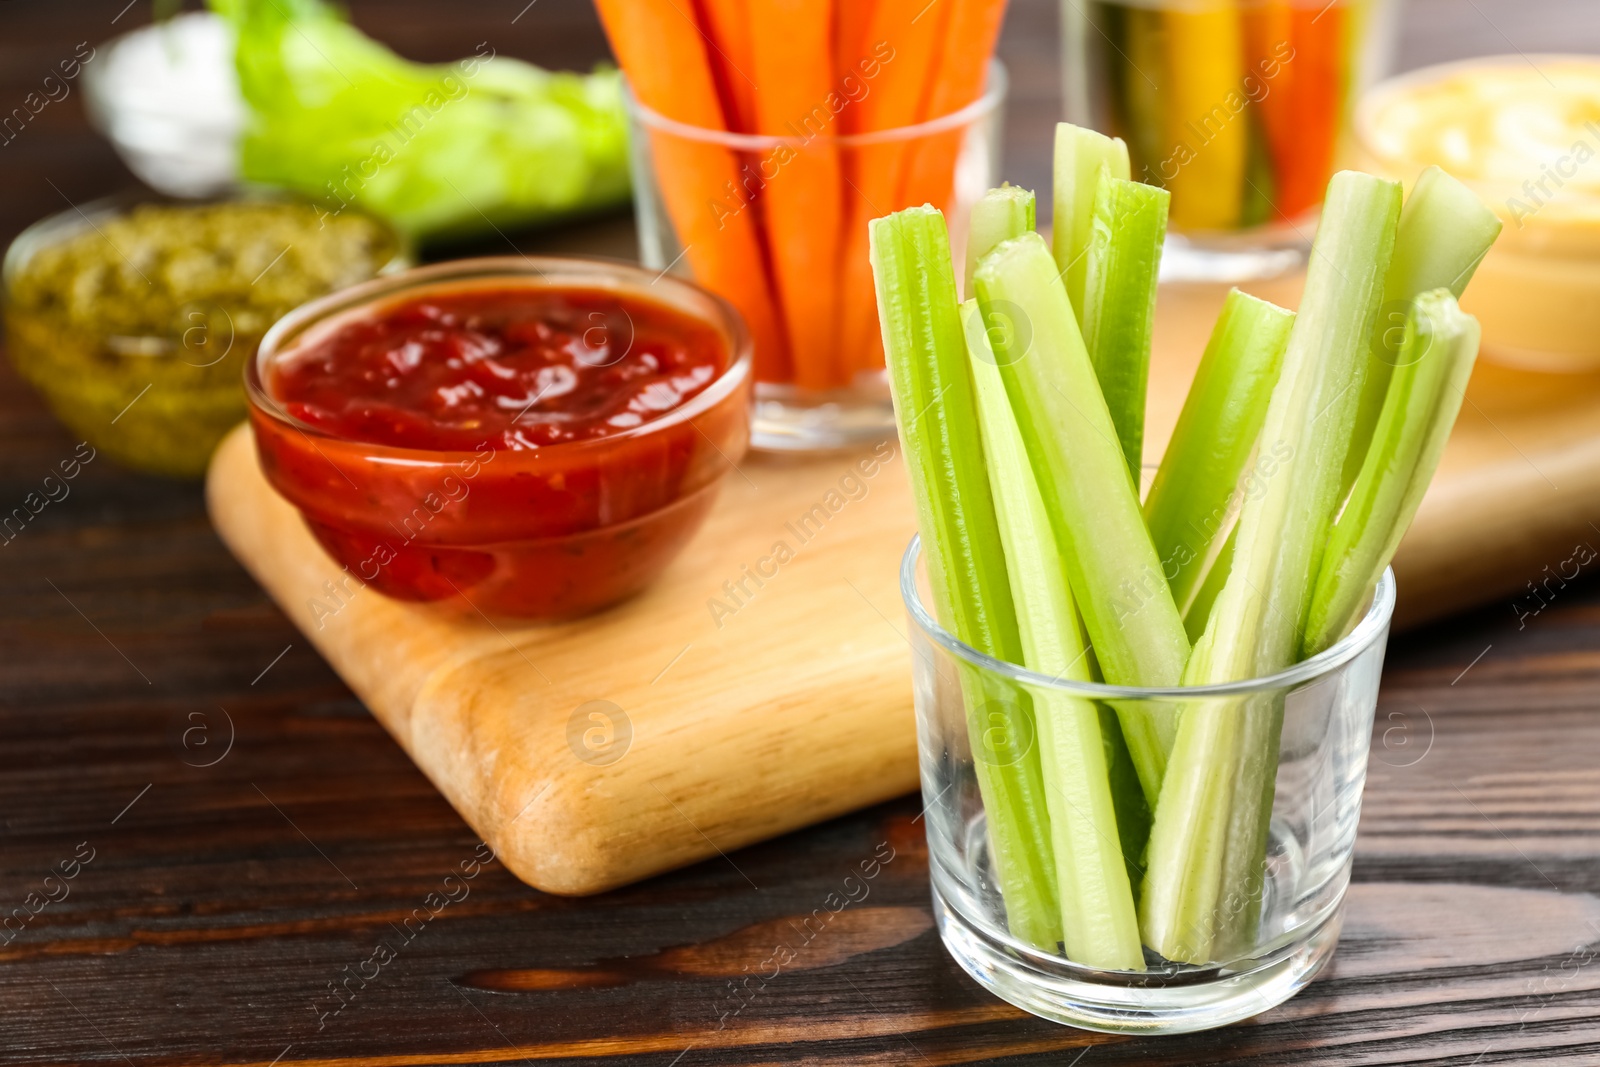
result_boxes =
[207,278,1600,895]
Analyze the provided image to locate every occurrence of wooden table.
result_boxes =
[5,1,1600,1063]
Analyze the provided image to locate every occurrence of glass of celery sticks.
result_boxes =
[1062,0,1402,281]
[907,542,1393,1031]
[875,119,1499,1030]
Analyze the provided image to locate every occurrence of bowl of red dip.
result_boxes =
[245,257,752,620]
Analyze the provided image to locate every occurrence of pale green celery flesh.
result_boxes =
[966,184,1036,296]
[1051,123,1131,322]
[1183,525,1235,644]
[1145,290,1294,618]
[1140,172,1403,963]
[964,301,1144,971]
[1305,291,1481,655]
[870,207,1061,951]
[974,231,1190,810]
[1080,175,1170,483]
[1342,166,1502,495]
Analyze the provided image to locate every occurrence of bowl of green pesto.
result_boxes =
[3,194,409,477]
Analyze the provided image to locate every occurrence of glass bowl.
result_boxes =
[246,256,753,620]
[2,191,409,477]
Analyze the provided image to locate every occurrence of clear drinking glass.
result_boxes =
[1062,0,1401,282]
[626,63,1006,452]
[902,535,1394,1033]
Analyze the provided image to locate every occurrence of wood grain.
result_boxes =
[207,425,920,895]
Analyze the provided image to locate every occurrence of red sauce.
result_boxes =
[249,271,751,620]
[269,286,729,451]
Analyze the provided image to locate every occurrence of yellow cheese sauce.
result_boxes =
[1355,56,1600,369]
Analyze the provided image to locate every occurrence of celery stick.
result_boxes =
[965,301,1144,971]
[966,184,1036,296]
[1140,172,1403,963]
[870,207,1061,951]
[1100,704,1152,896]
[974,231,1190,808]
[1081,175,1170,483]
[1051,123,1131,321]
[1145,289,1293,617]
[1342,166,1502,494]
[1182,525,1235,643]
[1304,291,1481,655]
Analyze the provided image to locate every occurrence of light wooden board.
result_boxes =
[207,279,1600,894]
[208,424,922,896]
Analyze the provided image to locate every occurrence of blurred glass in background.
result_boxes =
[1063,0,1402,281]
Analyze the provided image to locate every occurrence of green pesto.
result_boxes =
[5,199,404,477]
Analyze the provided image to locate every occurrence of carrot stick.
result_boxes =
[1242,0,1293,200]
[833,0,881,135]
[898,0,1008,214]
[1160,1,1247,231]
[1274,3,1345,221]
[837,0,953,381]
[748,0,844,391]
[697,0,758,134]
[594,0,790,383]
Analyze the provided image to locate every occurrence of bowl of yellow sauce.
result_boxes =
[1354,55,1600,371]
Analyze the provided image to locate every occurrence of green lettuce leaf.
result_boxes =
[210,0,631,240]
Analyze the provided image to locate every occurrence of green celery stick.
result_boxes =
[1305,291,1481,655]
[974,231,1190,808]
[1342,166,1502,494]
[966,184,1036,296]
[1100,704,1152,897]
[1081,175,1170,483]
[1182,525,1235,643]
[1051,123,1131,321]
[1145,289,1293,617]
[964,301,1144,971]
[870,207,1061,951]
[1140,171,1403,963]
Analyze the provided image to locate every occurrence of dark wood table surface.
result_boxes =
[5,1,1600,1064]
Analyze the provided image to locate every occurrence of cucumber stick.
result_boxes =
[966,184,1036,296]
[1145,289,1293,619]
[870,207,1061,951]
[1343,166,1502,495]
[1051,123,1130,321]
[973,231,1190,808]
[1081,175,1170,483]
[964,301,1144,971]
[1140,171,1403,963]
[1305,291,1481,655]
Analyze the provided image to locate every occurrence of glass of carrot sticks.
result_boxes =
[1063,0,1401,281]
[598,0,1010,450]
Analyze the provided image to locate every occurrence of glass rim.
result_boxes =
[0,187,411,303]
[246,254,754,461]
[622,59,1007,150]
[899,534,1395,699]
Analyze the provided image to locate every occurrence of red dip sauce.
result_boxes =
[250,276,750,620]
[270,286,728,451]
